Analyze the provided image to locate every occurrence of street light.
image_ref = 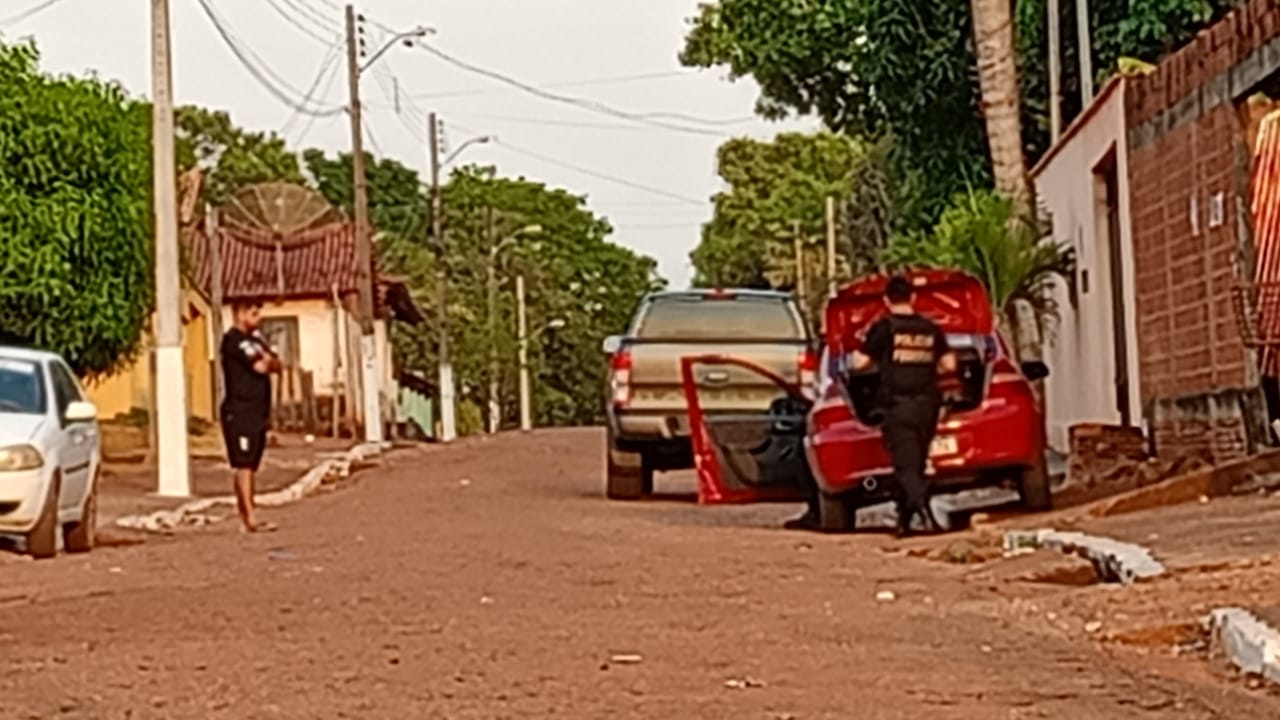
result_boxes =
[445,134,495,167]
[430,118,495,445]
[486,223,542,433]
[360,25,434,73]
[516,284,565,433]
[347,8,429,444]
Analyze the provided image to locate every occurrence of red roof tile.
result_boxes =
[186,221,365,301]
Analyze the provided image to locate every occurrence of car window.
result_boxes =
[47,361,81,418]
[0,358,47,415]
[634,296,804,341]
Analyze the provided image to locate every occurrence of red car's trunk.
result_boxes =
[826,270,999,419]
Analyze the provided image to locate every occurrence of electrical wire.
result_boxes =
[409,42,737,137]
[405,70,698,101]
[265,0,339,45]
[0,0,69,27]
[278,0,340,37]
[282,43,344,137]
[193,0,345,118]
[494,139,706,207]
[290,53,346,146]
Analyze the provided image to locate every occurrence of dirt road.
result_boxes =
[0,429,1271,719]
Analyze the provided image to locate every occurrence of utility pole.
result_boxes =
[1076,0,1095,105]
[428,113,456,443]
[516,274,532,433]
[486,207,500,435]
[207,204,225,417]
[792,221,807,323]
[151,0,191,497]
[345,3,383,443]
[825,196,838,299]
[1048,0,1062,141]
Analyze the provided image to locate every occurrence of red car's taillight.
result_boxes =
[610,350,632,407]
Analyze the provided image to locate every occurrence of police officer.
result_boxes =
[852,276,955,537]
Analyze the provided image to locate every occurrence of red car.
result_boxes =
[681,270,1051,531]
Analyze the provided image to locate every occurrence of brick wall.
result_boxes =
[1124,0,1280,463]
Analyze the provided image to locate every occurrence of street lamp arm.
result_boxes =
[444,135,496,167]
[360,26,433,73]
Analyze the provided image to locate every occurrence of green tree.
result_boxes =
[882,189,1074,352]
[309,156,662,430]
[0,42,152,375]
[691,131,891,317]
[681,0,1236,221]
[176,105,305,205]
[301,149,429,244]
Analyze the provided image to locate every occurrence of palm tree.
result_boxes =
[882,191,1074,357]
[970,0,1032,208]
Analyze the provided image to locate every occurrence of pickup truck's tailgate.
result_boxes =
[628,342,804,412]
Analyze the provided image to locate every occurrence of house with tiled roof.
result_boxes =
[86,176,422,438]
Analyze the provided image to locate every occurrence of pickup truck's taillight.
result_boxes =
[798,349,819,391]
[610,350,633,407]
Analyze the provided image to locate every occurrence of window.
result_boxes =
[634,295,804,341]
[0,358,46,415]
[47,361,82,423]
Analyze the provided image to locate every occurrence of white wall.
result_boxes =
[1033,78,1143,451]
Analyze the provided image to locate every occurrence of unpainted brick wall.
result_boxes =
[1124,0,1280,463]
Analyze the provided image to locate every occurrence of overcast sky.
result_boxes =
[5,0,814,287]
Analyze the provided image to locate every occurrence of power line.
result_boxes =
[193,0,345,117]
[409,42,736,137]
[265,0,339,45]
[405,70,700,101]
[495,139,706,207]
[443,112,741,133]
[282,43,343,137]
[278,0,340,36]
[0,0,69,27]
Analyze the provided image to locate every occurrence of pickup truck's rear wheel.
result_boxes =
[816,492,858,533]
[606,445,653,500]
[1018,459,1053,512]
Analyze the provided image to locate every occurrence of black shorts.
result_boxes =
[222,424,267,471]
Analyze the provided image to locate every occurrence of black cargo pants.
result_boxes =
[881,394,941,521]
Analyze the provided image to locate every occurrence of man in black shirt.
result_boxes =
[221,300,281,533]
[852,276,955,537]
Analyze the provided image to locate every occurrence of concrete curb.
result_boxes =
[1003,529,1166,584]
[1207,607,1280,684]
[113,442,387,533]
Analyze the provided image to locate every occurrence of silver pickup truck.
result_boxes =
[602,289,815,499]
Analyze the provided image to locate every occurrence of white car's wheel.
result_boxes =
[64,472,97,554]
[26,474,59,560]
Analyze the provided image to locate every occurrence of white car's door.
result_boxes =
[47,360,95,513]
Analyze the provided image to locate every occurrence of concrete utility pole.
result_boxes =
[793,221,807,322]
[345,3,383,444]
[516,274,531,433]
[1048,0,1062,141]
[428,112,457,443]
[825,196,837,299]
[150,0,191,497]
[1076,0,1095,105]
[486,207,500,435]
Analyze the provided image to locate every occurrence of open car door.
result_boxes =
[680,355,814,504]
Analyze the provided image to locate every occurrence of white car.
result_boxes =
[0,348,100,559]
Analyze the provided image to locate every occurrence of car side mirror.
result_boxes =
[65,400,99,423]
[1021,360,1050,382]
[602,335,623,355]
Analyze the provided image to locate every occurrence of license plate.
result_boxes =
[930,435,958,457]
